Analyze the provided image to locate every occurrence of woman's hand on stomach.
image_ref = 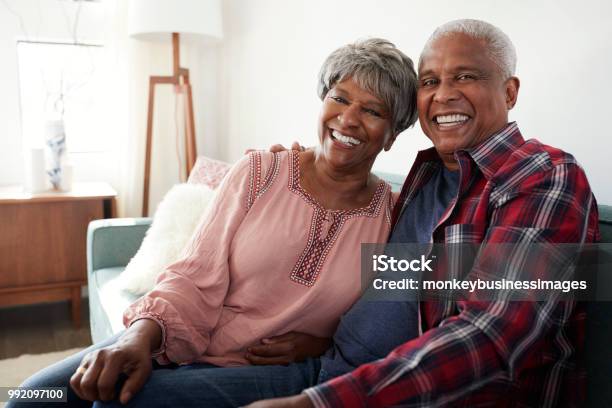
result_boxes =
[245,332,331,365]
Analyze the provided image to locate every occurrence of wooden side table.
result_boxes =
[0,182,117,328]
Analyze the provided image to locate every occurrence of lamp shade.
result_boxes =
[128,0,223,43]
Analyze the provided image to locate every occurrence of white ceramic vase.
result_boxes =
[44,119,67,190]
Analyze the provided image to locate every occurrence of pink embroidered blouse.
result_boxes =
[124,150,395,367]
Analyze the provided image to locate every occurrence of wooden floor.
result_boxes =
[0,300,92,360]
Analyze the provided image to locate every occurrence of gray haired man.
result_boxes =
[250,18,599,408]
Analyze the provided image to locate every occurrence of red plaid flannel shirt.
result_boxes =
[304,122,600,407]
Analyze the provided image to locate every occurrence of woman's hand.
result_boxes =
[245,332,331,365]
[70,319,162,404]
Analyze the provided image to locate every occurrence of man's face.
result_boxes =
[417,33,519,168]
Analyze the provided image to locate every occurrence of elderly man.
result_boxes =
[250,19,600,407]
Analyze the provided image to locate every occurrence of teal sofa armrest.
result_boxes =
[598,204,612,243]
[374,171,405,192]
[585,204,612,407]
[87,218,152,275]
[87,218,151,343]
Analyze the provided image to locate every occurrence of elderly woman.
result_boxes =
[9,38,418,408]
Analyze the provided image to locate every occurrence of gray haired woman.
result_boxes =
[10,38,418,408]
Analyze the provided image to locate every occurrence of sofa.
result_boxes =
[86,180,611,405]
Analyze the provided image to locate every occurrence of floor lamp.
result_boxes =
[128,0,223,216]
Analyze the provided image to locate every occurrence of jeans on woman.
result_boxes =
[6,332,320,408]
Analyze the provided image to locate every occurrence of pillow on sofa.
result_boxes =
[188,155,231,189]
[117,183,218,295]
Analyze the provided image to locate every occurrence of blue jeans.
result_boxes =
[6,333,321,408]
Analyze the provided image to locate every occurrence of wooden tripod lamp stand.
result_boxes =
[141,32,196,217]
[128,0,223,216]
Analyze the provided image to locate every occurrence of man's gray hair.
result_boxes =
[318,38,418,134]
[421,19,517,79]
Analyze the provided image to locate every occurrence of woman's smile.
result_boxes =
[330,130,362,147]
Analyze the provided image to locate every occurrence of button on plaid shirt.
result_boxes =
[304,122,600,407]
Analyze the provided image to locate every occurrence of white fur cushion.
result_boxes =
[117,183,217,295]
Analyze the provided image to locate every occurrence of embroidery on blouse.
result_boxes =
[287,150,390,286]
[256,152,281,200]
[247,152,281,211]
[385,193,393,226]
[246,152,262,211]
[135,311,168,358]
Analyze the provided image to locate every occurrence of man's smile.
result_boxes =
[433,113,471,129]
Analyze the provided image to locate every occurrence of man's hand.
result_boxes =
[245,332,331,365]
[70,319,161,404]
[272,142,305,153]
[244,142,305,155]
[244,394,314,408]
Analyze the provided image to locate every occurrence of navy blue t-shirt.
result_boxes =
[319,165,459,382]
[389,165,459,244]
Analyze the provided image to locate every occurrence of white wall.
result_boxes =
[2,0,611,212]
[219,0,612,204]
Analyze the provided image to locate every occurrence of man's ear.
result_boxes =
[505,76,520,110]
[384,132,399,151]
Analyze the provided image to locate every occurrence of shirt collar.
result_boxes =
[412,122,524,181]
[464,122,523,180]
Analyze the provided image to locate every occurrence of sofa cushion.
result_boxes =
[187,155,231,189]
[116,184,218,295]
[92,267,140,336]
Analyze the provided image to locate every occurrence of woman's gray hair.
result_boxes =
[421,19,517,79]
[318,38,418,134]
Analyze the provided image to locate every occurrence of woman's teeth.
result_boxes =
[332,130,361,146]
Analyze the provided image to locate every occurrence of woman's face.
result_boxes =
[317,77,396,173]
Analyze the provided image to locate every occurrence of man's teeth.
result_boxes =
[435,114,469,126]
[332,130,361,146]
